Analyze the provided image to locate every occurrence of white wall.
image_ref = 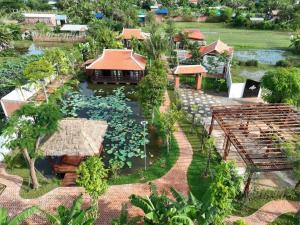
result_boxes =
[228,83,246,98]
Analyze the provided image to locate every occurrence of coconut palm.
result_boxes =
[0,206,39,225]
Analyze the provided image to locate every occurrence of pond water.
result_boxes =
[79,82,163,176]
[15,42,73,56]
[234,49,286,65]
[238,69,266,82]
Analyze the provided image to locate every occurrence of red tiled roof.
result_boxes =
[199,40,234,56]
[174,29,205,42]
[119,28,147,40]
[86,49,147,71]
[174,65,207,75]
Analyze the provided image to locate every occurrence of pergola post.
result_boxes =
[195,74,202,90]
[174,75,180,89]
[209,115,214,135]
[244,170,254,195]
[223,135,231,160]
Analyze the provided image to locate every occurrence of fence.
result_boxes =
[32,33,86,43]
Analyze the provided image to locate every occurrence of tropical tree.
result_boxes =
[24,59,54,103]
[290,34,300,53]
[164,19,177,51]
[130,184,203,225]
[111,204,141,225]
[76,156,108,218]
[0,26,12,51]
[143,24,168,60]
[261,68,300,107]
[138,60,168,120]
[203,137,216,177]
[41,194,95,225]
[203,161,241,224]
[44,48,71,78]
[283,139,300,188]
[158,105,182,153]
[3,103,61,189]
[0,206,39,225]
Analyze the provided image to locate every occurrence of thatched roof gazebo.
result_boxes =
[41,118,108,157]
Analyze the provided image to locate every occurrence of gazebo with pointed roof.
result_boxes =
[199,40,233,56]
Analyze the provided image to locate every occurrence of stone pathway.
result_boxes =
[227,200,300,225]
[0,92,193,225]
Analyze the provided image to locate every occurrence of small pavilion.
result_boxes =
[41,118,108,186]
[174,65,207,90]
[209,104,300,193]
[119,28,149,48]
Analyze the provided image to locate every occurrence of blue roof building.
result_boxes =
[95,12,104,19]
[155,8,168,15]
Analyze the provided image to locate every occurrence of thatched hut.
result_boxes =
[41,118,108,157]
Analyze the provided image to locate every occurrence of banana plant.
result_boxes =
[41,194,95,225]
[0,206,39,225]
[130,184,204,225]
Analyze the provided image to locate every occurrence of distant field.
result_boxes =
[175,22,294,50]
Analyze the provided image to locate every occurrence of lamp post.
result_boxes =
[141,120,148,171]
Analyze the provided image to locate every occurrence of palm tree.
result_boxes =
[0,27,12,51]
[130,184,203,225]
[41,194,95,225]
[0,206,39,225]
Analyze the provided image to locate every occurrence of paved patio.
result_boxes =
[177,88,297,189]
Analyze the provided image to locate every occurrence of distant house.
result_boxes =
[174,29,205,49]
[60,24,88,35]
[86,49,147,84]
[155,8,168,22]
[23,13,67,26]
[138,11,146,25]
[199,40,233,56]
[189,0,198,5]
[95,12,105,19]
[119,28,149,48]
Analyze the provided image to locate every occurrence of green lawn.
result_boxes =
[270,212,300,225]
[109,135,179,185]
[175,22,294,50]
[7,167,60,199]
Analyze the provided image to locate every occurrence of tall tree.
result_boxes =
[44,48,71,77]
[3,103,61,189]
[261,68,300,107]
[24,59,54,103]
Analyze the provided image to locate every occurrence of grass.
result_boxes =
[109,135,179,185]
[270,212,300,225]
[174,22,294,50]
[180,76,228,92]
[7,167,60,199]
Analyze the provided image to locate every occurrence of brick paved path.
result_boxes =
[227,200,300,225]
[0,91,193,224]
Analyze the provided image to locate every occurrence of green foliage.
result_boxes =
[10,11,25,22]
[3,103,61,188]
[138,60,168,116]
[203,161,242,224]
[290,34,300,53]
[77,157,108,199]
[283,140,300,180]
[24,59,54,82]
[0,206,39,225]
[276,60,291,67]
[34,22,51,34]
[130,184,203,225]
[61,88,148,168]
[270,212,300,225]
[0,26,12,51]
[109,159,123,179]
[44,48,71,75]
[233,219,247,225]
[41,194,95,225]
[111,204,141,225]
[261,67,300,106]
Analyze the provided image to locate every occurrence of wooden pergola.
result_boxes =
[209,104,300,192]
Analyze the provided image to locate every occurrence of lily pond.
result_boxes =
[78,82,163,176]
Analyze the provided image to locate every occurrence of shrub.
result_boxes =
[276,60,291,67]
[245,59,258,67]
[10,12,25,22]
[234,219,247,225]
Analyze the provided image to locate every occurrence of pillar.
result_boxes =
[195,74,202,90]
[223,136,231,160]
[244,170,254,195]
[175,75,180,89]
[209,116,214,135]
